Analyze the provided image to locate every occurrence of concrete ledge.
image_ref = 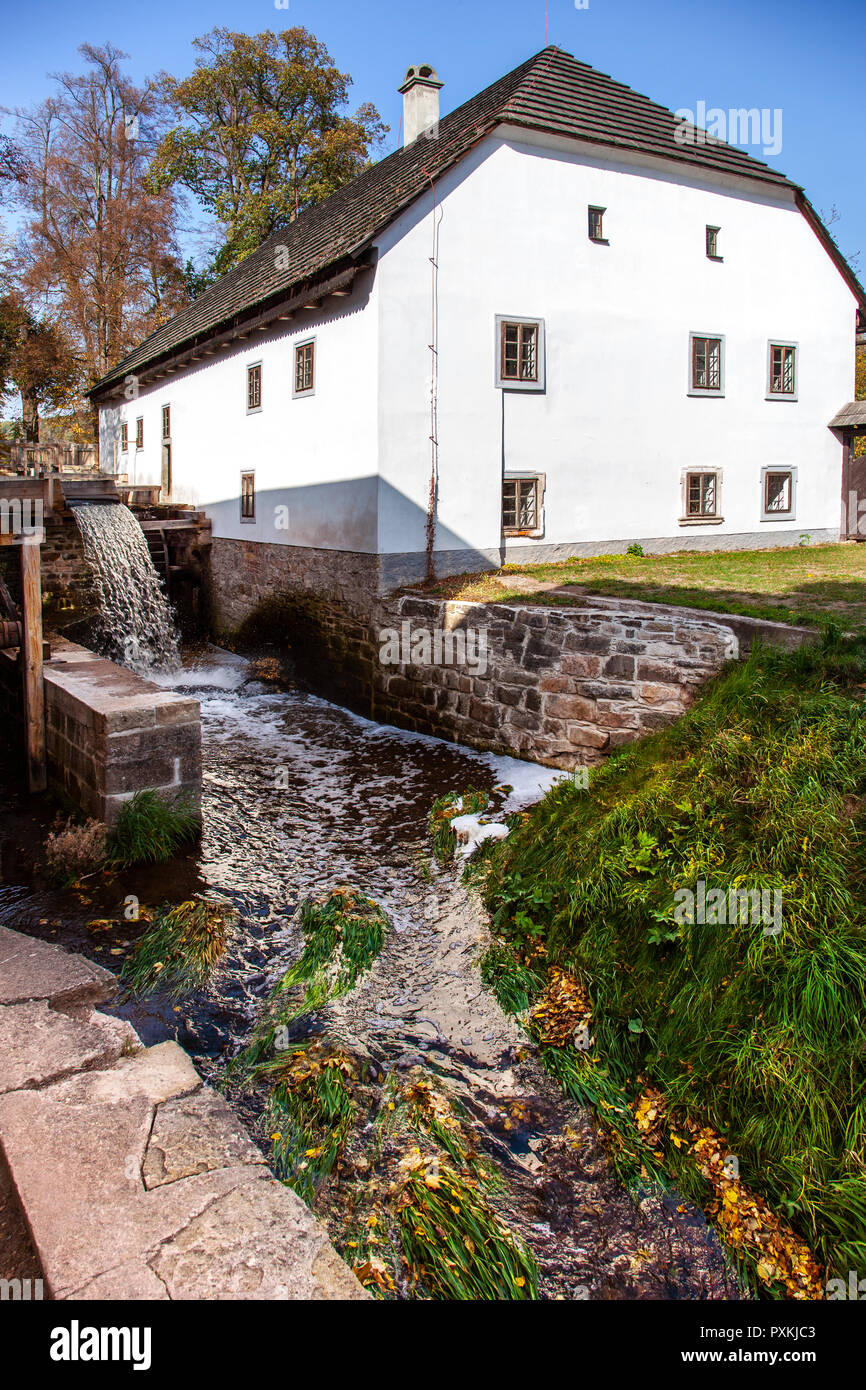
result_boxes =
[43,640,201,823]
[0,927,366,1301]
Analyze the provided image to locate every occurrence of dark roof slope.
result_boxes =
[92,46,861,395]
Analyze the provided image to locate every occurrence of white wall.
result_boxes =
[100,275,381,553]
[374,130,857,561]
[100,129,857,569]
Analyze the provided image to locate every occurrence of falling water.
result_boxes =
[70,502,180,672]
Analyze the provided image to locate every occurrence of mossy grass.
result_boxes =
[233,889,389,1077]
[428,787,490,863]
[121,896,233,999]
[107,790,200,867]
[479,630,866,1283]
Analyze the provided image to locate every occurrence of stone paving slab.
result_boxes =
[0,920,365,1301]
[0,999,133,1095]
[0,925,115,1009]
[0,1034,366,1301]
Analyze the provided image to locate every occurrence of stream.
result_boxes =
[0,647,738,1300]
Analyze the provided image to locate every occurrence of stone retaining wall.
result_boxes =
[207,551,815,770]
[368,596,742,768]
[44,641,201,823]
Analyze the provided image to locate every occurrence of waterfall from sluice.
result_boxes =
[69,501,180,671]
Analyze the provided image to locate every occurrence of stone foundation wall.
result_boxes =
[205,543,814,770]
[44,641,201,823]
[367,596,741,769]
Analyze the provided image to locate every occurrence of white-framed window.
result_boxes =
[766,341,798,400]
[135,416,144,449]
[680,468,723,524]
[495,316,546,391]
[120,421,128,452]
[240,471,255,522]
[247,362,262,413]
[761,466,797,520]
[503,472,545,537]
[293,338,316,398]
[588,205,608,243]
[162,404,171,439]
[688,332,725,397]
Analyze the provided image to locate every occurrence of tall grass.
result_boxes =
[107,790,200,867]
[480,632,866,1283]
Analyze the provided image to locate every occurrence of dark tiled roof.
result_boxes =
[92,46,854,395]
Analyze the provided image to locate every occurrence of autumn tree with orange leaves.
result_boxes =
[11,43,187,400]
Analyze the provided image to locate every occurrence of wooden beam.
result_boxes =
[19,538,46,793]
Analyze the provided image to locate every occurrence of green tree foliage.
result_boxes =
[148,26,387,275]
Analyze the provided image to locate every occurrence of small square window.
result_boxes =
[496,317,545,390]
[503,476,544,535]
[247,363,262,412]
[706,225,722,259]
[240,471,255,521]
[120,421,128,452]
[689,334,725,395]
[294,340,315,397]
[686,471,718,518]
[588,206,607,242]
[162,405,171,439]
[767,342,797,399]
[761,467,796,521]
[135,417,143,449]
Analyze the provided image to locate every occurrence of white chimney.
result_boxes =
[399,64,444,147]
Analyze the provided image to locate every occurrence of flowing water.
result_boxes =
[70,502,180,671]
[0,646,736,1299]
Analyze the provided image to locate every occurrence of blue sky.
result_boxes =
[1,0,862,274]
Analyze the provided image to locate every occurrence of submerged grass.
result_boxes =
[261,1043,360,1204]
[477,630,866,1289]
[107,790,200,867]
[379,1072,538,1300]
[234,889,389,1077]
[121,897,233,999]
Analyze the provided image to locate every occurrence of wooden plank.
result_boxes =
[19,538,46,793]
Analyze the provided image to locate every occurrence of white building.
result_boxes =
[92,47,865,606]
